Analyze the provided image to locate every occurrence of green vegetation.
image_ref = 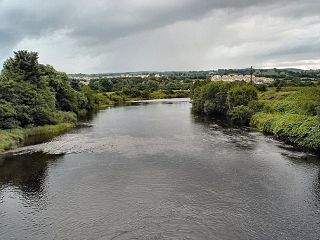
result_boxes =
[93,90,190,107]
[0,123,74,152]
[86,75,192,106]
[0,50,98,152]
[0,51,191,151]
[82,74,192,107]
[192,81,258,117]
[0,129,24,152]
[192,81,320,152]
[88,76,192,93]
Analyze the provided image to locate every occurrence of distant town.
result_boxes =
[69,68,320,86]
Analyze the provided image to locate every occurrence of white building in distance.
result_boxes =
[211,74,274,84]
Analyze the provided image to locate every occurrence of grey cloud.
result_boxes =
[0,0,320,72]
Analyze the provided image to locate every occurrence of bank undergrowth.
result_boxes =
[0,123,75,152]
[191,81,320,153]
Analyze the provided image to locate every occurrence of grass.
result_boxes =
[0,123,75,153]
[0,129,24,152]
[251,86,320,152]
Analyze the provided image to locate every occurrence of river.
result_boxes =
[0,98,319,239]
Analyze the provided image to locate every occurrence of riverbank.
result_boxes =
[0,123,75,153]
[191,82,320,153]
[250,87,320,153]
[0,91,191,153]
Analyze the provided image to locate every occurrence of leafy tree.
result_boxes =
[1,50,42,87]
[165,82,176,91]
[99,78,113,92]
[146,80,159,91]
[81,85,99,110]
[70,79,82,91]
[192,81,231,115]
[227,85,258,109]
[89,79,100,91]
[0,81,56,127]
[0,100,19,129]
[0,50,96,129]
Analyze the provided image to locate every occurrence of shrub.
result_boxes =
[256,84,267,92]
[248,100,266,113]
[51,111,77,124]
[228,105,253,125]
[251,113,320,151]
[227,84,258,109]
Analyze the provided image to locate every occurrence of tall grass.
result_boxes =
[0,123,75,152]
[251,86,320,152]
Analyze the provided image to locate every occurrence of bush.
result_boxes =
[248,100,266,113]
[51,111,77,124]
[227,84,258,109]
[256,84,267,92]
[228,105,253,125]
[251,113,320,151]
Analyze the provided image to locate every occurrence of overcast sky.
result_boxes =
[1,0,320,73]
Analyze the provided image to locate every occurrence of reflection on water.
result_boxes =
[0,99,320,240]
[0,153,62,200]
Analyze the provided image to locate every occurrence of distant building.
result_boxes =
[210,74,274,84]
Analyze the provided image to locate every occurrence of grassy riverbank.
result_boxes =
[250,87,320,152]
[192,82,320,153]
[0,90,190,152]
[0,123,75,153]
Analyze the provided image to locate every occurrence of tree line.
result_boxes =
[88,76,192,92]
[0,51,97,129]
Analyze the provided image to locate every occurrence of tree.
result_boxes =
[146,80,159,91]
[227,85,258,109]
[0,81,56,127]
[192,81,231,115]
[1,50,42,87]
[0,51,96,129]
[0,100,18,129]
[99,78,113,92]
[89,79,99,91]
[227,105,253,125]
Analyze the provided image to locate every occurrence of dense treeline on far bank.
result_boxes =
[83,74,191,107]
[191,80,320,153]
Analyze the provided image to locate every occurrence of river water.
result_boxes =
[0,99,319,239]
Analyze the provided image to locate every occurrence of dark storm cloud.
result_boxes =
[0,0,319,72]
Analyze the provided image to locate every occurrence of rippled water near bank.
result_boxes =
[0,98,319,239]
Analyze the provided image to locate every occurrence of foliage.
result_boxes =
[0,129,24,152]
[0,50,95,130]
[88,76,192,93]
[192,81,257,116]
[192,80,320,151]
[227,105,253,125]
[0,80,56,127]
[0,123,74,152]
[251,113,320,151]
[255,84,267,92]
[227,84,258,109]
[192,81,231,115]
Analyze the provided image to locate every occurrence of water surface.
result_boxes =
[0,99,319,239]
